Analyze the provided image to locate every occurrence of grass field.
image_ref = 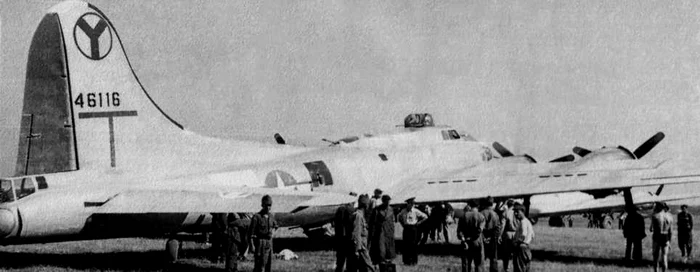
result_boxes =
[0,214,697,272]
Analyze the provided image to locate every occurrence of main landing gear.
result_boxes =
[165,238,182,262]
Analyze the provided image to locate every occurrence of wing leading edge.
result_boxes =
[391,160,700,204]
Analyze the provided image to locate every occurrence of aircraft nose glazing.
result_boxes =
[0,209,16,237]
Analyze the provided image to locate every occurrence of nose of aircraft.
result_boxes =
[0,209,16,237]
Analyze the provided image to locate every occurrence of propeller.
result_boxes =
[549,154,575,163]
[492,142,514,157]
[273,133,286,145]
[492,142,537,163]
[572,146,591,157]
[571,132,665,159]
[633,132,665,159]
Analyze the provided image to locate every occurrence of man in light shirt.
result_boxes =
[398,197,428,265]
[512,203,533,272]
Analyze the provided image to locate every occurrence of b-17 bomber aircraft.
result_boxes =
[2,0,700,260]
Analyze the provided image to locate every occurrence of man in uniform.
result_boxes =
[210,213,228,263]
[458,201,485,272]
[352,194,375,272]
[677,204,693,262]
[499,199,518,272]
[623,206,646,262]
[480,197,500,272]
[224,213,242,272]
[398,197,427,265]
[249,195,278,272]
[335,202,355,272]
[512,203,534,272]
[650,202,673,272]
[369,194,396,272]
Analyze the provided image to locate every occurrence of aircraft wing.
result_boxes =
[530,193,700,218]
[390,159,700,203]
[92,188,356,214]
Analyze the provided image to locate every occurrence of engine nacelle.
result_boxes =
[577,146,636,164]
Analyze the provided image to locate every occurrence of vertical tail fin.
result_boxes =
[17,1,186,174]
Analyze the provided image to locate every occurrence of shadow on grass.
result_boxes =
[0,238,696,271]
[533,249,699,271]
[0,249,226,271]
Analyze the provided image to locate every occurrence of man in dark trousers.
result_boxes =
[210,213,228,263]
[351,194,375,272]
[677,204,694,262]
[480,197,500,272]
[398,197,428,265]
[335,202,355,272]
[369,195,396,272]
[225,213,242,272]
[458,201,485,272]
[623,206,646,262]
[512,203,534,272]
[249,195,278,272]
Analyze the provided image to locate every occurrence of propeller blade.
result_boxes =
[549,154,575,163]
[572,146,591,157]
[633,132,665,159]
[492,142,514,157]
[655,184,664,196]
[273,133,286,145]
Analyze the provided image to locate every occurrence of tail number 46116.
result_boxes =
[74,92,120,108]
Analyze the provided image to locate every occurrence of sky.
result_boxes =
[2,0,700,203]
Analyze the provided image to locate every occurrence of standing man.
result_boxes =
[623,206,646,262]
[458,201,485,272]
[249,195,278,272]
[335,202,355,272]
[499,199,518,272]
[398,197,428,265]
[650,202,673,272]
[369,189,383,211]
[480,197,500,272]
[224,213,242,272]
[512,203,534,272]
[369,195,396,272]
[352,194,375,272]
[210,213,228,263]
[677,204,693,262]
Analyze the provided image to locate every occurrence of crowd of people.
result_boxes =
[207,194,694,272]
[334,191,536,272]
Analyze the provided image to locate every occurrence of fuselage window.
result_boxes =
[449,130,461,139]
[0,179,14,203]
[13,177,36,200]
[36,176,48,189]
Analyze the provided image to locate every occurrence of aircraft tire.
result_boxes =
[166,238,180,262]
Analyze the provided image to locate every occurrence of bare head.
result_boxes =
[381,194,391,206]
[358,194,370,209]
[681,204,688,212]
[261,195,272,213]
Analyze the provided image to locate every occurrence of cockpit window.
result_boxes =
[13,177,36,200]
[442,130,462,140]
[0,179,15,203]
